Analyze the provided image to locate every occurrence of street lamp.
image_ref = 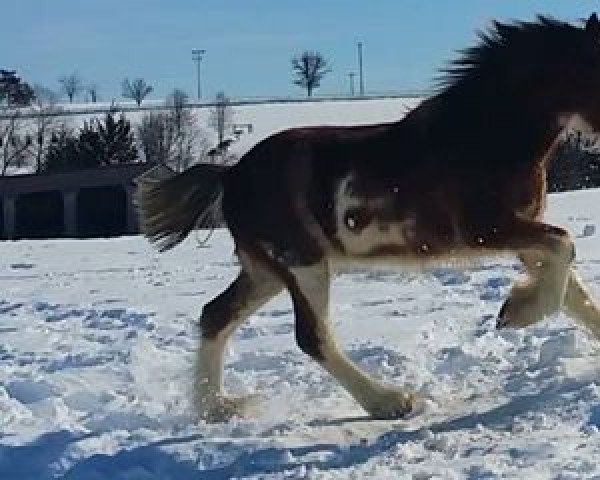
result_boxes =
[348,72,356,96]
[357,42,364,96]
[192,49,206,100]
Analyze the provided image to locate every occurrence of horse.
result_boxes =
[136,14,600,422]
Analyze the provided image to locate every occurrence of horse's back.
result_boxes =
[220,125,399,258]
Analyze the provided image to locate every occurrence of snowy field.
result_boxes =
[215,97,422,156]
[2,187,600,478]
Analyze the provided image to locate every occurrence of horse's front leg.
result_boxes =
[562,269,600,339]
[284,260,414,419]
[495,221,574,329]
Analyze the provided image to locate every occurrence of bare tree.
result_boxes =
[167,88,189,134]
[27,95,66,172]
[33,84,59,105]
[122,78,153,106]
[291,51,331,97]
[59,73,83,103]
[208,91,234,146]
[137,91,209,172]
[0,89,66,174]
[137,112,175,165]
[166,88,195,171]
[0,111,31,175]
[86,84,99,103]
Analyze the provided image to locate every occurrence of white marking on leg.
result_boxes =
[563,269,600,339]
[194,250,282,421]
[194,335,226,399]
[501,237,574,328]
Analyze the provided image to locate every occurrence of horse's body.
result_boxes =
[137,15,600,421]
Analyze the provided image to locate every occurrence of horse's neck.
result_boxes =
[419,89,565,163]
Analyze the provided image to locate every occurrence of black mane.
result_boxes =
[437,16,583,91]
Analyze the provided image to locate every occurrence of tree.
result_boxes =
[59,73,83,103]
[0,84,63,174]
[137,112,176,166]
[33,84,59,105]
[43,125,79,172]
[137,89,209,171]
[0,70,35,107]
[93,110,138,165]
[0,111,31,174]
[291,51,331,97]
[43,110,138,173]
[208,91,234,146]
[28,92,65,172]
[167,88,188,132]
[166,88,196,171]
[122,78,153,106]
[86,84,99,103]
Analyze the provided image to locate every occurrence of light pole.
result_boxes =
[348,72,356,96]
[192,49,206,100]
[357,41,364,96]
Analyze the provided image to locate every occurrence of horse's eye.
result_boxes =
[344,208,371,231]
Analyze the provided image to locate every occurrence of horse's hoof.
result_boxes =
[363,387,416,420]
[495,282,560,330]
[496,300,509,328]
[197,393,261,423]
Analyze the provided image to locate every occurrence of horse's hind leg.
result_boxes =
[195,247,282,422]
[495,221,575,329]
[283,260,414,419]
[563,269,600,339]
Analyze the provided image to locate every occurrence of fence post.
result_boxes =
[3,195,16,239]
[125,184,138,234]
[63,190,78,237]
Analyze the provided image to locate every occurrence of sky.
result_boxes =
[2,1,599,102]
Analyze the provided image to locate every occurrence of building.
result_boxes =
[0,164,152,240]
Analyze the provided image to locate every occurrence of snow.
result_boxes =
[1,187,600,478]
[219,98,422,156]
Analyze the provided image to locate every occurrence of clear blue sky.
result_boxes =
[2,1,598,102]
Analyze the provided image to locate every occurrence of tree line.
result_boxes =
[0,88,236,176]
[1,51,332,109]
[1,70,157,107]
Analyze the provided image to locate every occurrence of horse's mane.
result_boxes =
[437,16,583,92]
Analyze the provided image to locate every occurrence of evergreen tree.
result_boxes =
[42,111,138,173]
[97,111,138,165]
[76,120,105,168]
[0,70,35,106]
[43,127,79,172]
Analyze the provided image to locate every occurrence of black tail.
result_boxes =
[135,163,228,251]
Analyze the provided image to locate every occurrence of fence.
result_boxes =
[0,91,431,120]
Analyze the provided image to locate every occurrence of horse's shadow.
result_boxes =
[0,430,203,480]
[1,379,594,479]
[201,377,595,478]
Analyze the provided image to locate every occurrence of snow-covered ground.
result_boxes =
[2,188,600,478]
[216,97,422,156]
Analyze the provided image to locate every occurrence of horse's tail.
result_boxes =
[135,163,228,252]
